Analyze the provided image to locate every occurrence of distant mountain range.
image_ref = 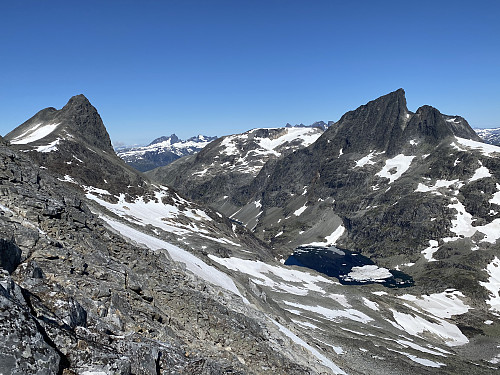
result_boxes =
[116,134,217,172]
[475,127,500,146]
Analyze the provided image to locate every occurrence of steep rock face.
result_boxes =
[117,134,217,172]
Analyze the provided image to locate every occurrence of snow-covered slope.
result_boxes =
[117,134,217,172]
[146,126,324,208]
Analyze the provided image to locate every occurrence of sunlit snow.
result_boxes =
[35,139,60,152]
[376,154,415,183]
[272,320,346,374]
[208,255,336,296]
[399,290,470,319]
[479,257,500,312]
[102,217,247,303]
[454,137,500,156]
[344,265,392,283]
[10,122,61,144]
[391,310,469,346]
[302,225,345,247]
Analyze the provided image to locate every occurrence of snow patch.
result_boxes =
[283,300,373,324]
[454,137,500,156]
[102,217,247,302]
[272,320,346,374]
[469,164,492,182]
[208,256,336,296]
[302,225,345,247]
[10,122,61,144]
[421,240,439,262]
[35,139,60,152]
[399,290,470,318]
[294,204,307,216]
[391,310,469,346]
[376,154,415,183]
[479,257,500,312]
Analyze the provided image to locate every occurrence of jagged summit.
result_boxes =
[118,134,218,172]
[5,94,113,153]
[324,88,480,156]
[5,95,145,196]
[149,134,180,146]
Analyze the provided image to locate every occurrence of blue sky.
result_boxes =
[1,0,499,146]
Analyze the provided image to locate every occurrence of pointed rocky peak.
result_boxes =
[149,134,180,146]
[323,88,410,155]
[5,94,113,154]
[63,93,92,109]
[58,94,113,152]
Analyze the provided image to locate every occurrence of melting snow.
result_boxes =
[390,309,469,346]
[208,256,336,296]
[35,139,60,152]
[10,122,61,144]
[415,179,463,195]
[490,184,500,205]
[58,175,77,184]
[479,257,500,312]
[343,265,392,283]
[355,151,378,167]
[376,154,415,183]
[86,189,214,236]
[282,300,373,324]
[421,240,439,262]
[469,164,492,182]
[272,321,346,374]
[388,349,445,368]
[362,297,379,311]
[102,217,247,302]
[454,137,500,156]
[302,225,345,247]
[294,204,307,216]
[396,339,447,357]
[399,290,470,319]
[448,198,500,243]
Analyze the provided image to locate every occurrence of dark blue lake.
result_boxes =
[285,246,414,288]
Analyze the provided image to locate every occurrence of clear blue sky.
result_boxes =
[1,0,499,146]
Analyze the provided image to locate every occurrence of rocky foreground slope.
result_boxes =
[2,93,500,374]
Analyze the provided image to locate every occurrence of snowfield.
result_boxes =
[102,216,247,302]
[10,122,61,144]
[376,154,415,183]
[480,257,500,312]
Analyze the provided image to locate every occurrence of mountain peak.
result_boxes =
[149,134,179,146]
[64,94,91,107]
[326,88,410,155]
[58,94,113,152]
[5,94,113,154]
